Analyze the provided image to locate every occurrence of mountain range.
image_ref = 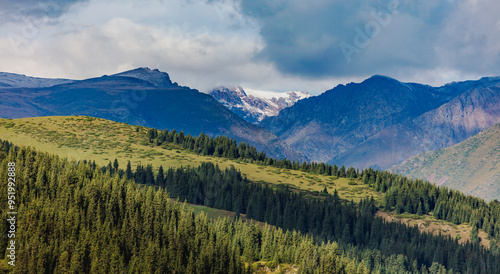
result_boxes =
[209,86,310,124]
[260,75,500,169]
[0,68,305,161]
[2,67,500,176]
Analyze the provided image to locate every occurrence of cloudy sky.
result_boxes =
[0,0,499,94]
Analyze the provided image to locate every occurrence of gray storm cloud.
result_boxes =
[0,0,499,93]
[239,0,500,80]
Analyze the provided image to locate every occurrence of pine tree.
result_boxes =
[322,187,329,194]
[471,225,480,244]
[156,165,165,186]
[339,165,346,178]
[417,202,423,216]
[113,158,119,173]
[345,260,357,274]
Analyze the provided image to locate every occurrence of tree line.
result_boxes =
[146,128,358,177]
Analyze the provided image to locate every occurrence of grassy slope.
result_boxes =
[179,202,270,228]
[376,211,491,249]
[390,123,500,201]
[0,116,379,203]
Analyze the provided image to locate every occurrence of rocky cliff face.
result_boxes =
[210,86,310,124]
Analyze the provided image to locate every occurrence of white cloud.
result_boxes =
[0,0,498,95]
[0,0,345,94]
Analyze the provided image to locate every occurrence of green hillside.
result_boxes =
[0,116,379,203]
[2,141,493,273]
[0,116,495,249]
[0,143,367,273]
[390,123,500,201]
[2,117,500,272]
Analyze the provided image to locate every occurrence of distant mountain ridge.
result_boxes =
[3,68,500,173]
[210,86,311,124]
[0,72,72,88]
[332,77,500,169]
[113,67,178,88]
[0,68,305,161]
[260,75,500,169]
[390,123,500,201]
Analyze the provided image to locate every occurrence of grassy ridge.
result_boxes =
[0,116,380,203]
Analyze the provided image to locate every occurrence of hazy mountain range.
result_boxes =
[260,75,500,170]
[390,123,500,201]
[2,67,500,179]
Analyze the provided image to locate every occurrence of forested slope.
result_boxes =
[0,142,364,273]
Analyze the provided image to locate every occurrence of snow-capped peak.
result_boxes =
[245,88,310,100]
[210,86,311,124]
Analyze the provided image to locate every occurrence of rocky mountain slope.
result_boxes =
[260,75,500,169]
[113,67,178,88]
[332,78,500,169]
[210,86,310,124]
[0,68,305,161]
[390,123,500,201]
